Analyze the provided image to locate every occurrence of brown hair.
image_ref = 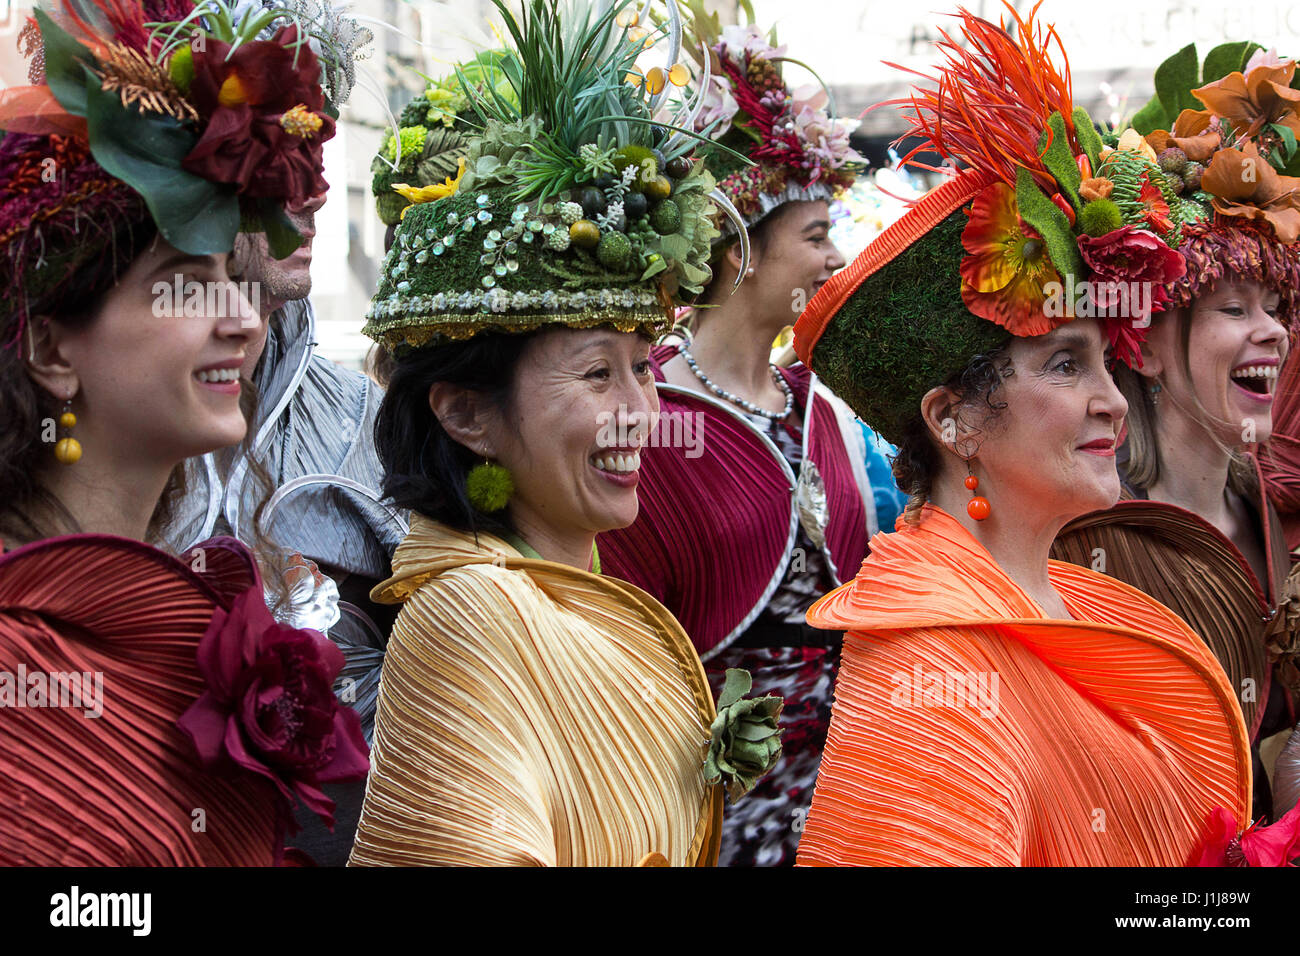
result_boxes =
[891,347,1011,525]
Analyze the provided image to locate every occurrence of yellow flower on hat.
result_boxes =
[393,158,467,219]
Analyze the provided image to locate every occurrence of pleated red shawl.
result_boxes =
[0,535,285,865]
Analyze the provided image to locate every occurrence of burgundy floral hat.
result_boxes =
[0,0,371,344]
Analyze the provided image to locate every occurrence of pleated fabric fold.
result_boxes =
[797,506,1252,867]
[0,535,282,865]
[348,515,721,866]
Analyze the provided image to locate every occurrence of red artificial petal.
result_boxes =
[1189,806,1239,866]
[1240,803,1300,866]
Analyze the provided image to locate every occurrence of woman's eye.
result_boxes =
[1221,305,1245,317]
[1052,357,1079,374]
[633,360,652,376]
[586,367,610,381]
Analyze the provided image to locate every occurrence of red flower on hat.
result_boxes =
[1190,804,1300,866]
[1077,225,1186,367]
[178,584,369,831]
[181,25,335,205]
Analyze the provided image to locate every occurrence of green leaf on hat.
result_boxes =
[1201,41,1263,85]
[1154,44,1202,121]
[35,8,93,118]
[1072,107,1104,174]
[1037,112,1082,211]
[84,82,239,256]
[1015,165,1083,281]
[1129,98,1169,136]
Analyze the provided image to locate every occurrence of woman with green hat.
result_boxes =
[348,0,781,867]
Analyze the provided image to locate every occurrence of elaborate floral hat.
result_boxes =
[793,3,1191,446]
[1126,42,1300,323]
[362,0,747,352]
[679,2,861,235]
[0,0,369,344]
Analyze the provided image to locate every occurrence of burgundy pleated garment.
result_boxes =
[599,345,869,658]
[0,535,284,865]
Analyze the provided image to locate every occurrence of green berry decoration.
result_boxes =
[570,220,601,249]
[665,155,692,179]
[466,460,514,513]
[649,198,681,234]
[596,230,632,270]
[642,175,673,203]
[614,144,657,185]
[1078,198,1123,237]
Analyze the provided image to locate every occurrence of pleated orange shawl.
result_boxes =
[797,506,1252,866]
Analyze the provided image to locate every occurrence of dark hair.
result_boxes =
[375,330,538,538]
[0,217,176,545]
[891,347,1010,524]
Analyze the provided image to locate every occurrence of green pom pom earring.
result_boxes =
[466,459,514,513]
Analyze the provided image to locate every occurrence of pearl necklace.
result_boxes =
[676,341,795,422]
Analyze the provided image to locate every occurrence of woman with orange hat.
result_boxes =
[792,5,1298,865]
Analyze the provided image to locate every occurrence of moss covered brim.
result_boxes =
[794,171,1009,446]
[363,184,671,349]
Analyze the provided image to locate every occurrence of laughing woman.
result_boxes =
[0,3,367,865]
[1053,41,1300,824]
[793,8,1299,866]
[346,1,781,867]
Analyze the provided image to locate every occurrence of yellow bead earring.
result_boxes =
[54,398,81,465]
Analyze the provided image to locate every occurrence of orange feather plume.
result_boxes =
[875,1,1078,193]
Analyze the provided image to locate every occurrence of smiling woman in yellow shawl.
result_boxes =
[346,0,782,867]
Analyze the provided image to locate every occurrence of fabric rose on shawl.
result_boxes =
[178,585,369,831]
[703,668,783,802]
[1190,804,1300,866]
[1077,225,1185,366]
[182,25,336,204]
[960,181,1063,336]
[1200,141,1300,243]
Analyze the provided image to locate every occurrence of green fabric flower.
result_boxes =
[703,668,783,803]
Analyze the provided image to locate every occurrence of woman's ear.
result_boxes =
[24,316,79,401]
[428,381,499,458]
[724,238,755,276]
[920,385,979,458]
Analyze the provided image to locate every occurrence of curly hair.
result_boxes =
[891,347,1011,525]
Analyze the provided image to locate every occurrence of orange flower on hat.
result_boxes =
[959,182,1063,335]
[1193,58,1300,142]
[1145,109,1222,162]
[1201,140,1300,243]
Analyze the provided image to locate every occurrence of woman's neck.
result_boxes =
[687,302,789,398]
[36,454,172,542]
[508,509,597,571]
[1146,409,1235,527]
[931,480,1073,619]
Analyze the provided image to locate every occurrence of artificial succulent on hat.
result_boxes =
[363,0,751,353]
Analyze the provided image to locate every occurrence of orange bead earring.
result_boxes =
[965,461,989,521]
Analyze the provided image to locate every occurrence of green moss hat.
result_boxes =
[794,4,1195,445]
[362,0,732,352]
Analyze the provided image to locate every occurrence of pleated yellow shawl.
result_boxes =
[797,506,1252,866]
[348,515,721,866]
